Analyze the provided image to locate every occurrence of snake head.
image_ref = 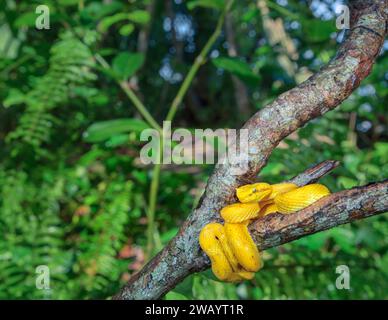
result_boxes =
[236,182,272,203]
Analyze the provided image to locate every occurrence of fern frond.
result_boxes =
[0,168,67,299]
[75,180,133,297]
[7,33,96,152]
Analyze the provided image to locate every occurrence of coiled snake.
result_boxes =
[199,182,330,281]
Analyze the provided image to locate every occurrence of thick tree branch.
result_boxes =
[114,0,387,300]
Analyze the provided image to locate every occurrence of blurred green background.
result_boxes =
[0,0,387,299]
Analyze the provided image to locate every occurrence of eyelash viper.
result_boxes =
[199,182,330,282]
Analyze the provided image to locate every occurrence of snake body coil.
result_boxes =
[275,184,330,214]
[199,181,330,282]
[220,203,260,223]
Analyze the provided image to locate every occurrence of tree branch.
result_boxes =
[114,0,387,300]
[286,160,340,186]
[249,180,388,250]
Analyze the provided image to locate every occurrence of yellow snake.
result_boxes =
[199,182,330,282]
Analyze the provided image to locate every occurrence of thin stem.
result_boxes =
[165,0,235,123]
[119,81,162,133]
[95,52,163,256]
[146,149,162,257]
[264,0,299,20]
[0,54,33,78]
[61,5,162,133]
[95,53,162,133]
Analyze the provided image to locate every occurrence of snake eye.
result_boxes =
[236,182,271,203]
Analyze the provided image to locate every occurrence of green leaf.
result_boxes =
[3,89,25,108]
[338,176,358,189]
[160,228,179,245]
[212,57,260,83]
[242,8,259,22]
[302,19,336,42]
[119,24,134,36]
[377,253,388,277]
[192,273,238,299]
[83,118,149,143]
[330,228,356,254]
[260,162,286,177]
[295,232,328,250]
[359,164,380,177]
[105,134,129,148]
[82,1,124,21]
[165,291,188,300]
[58,0,79,6]
[98,13,128,32]
[374,142,388,159]
[14,12,37,28]
[112,52,145,79]
[187,0,225,10]
[78,148,106,166]
[127,10,150,25]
